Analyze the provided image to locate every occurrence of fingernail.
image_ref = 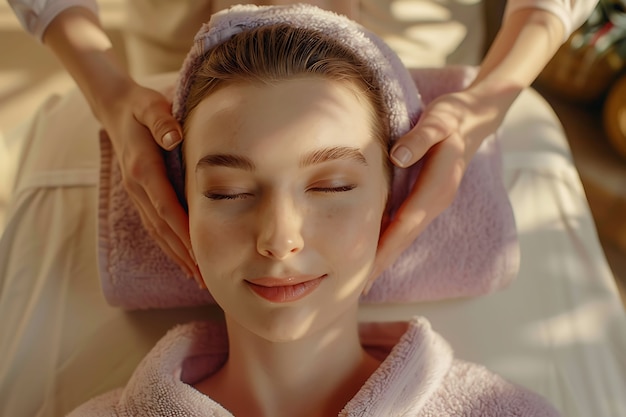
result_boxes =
[362,280,374,296]
[163,131,181,150]
[196,277,206,290]
[391,145,412,167]
[194,272,205,289]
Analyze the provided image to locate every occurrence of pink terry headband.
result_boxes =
[174,4,420,136]
[164,3,422,208]
[98,4,520,309]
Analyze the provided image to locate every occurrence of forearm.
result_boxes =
[471,8,565,97]
[42,7,133,123]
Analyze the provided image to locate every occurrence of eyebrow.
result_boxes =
[195,146,367,172]
[300,146,368,168]
[196,153,255,172]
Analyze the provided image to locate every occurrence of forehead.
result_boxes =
[183,78,377,157]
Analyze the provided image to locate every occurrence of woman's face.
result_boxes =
[184,78,388,342]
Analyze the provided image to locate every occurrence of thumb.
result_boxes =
[390,105,453,168]
[160,128,183,151]
[139,94,184,150]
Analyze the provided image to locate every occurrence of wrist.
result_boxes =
[466,78,523,109]
[87,60,137,123]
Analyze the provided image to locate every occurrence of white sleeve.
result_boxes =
[503,0,599,42]
[7,0,99,41]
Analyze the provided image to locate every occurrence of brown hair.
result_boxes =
[181,23,391,179]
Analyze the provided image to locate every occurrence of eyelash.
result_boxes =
[204,193,250,201]
[309,185,356,193]
[204,185,356,201]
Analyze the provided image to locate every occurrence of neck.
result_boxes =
[197,308,380,417]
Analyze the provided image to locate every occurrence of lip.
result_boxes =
[246,275,327,303]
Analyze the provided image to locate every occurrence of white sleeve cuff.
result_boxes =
[8,0,100,41]
[503,0,599,43]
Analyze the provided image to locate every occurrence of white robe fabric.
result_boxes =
[67,317,561,416]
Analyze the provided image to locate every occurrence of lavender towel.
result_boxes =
[97,5,519,310]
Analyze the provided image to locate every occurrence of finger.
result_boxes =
[139,162,193,251]
[125,148,193,253]
[129,189,195,279]
[137,93,183,150]
[371,139,466,279]
[134,196,204,289]
[123,157,193,265]
[120,125,198,282]
[370,206,428,281]
[135,178,196,271]
[194,265,208,290]
[390,103,456,168]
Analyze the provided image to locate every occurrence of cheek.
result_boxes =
[186,172,248,269]
[312,191,385,267]
[310,199,383,303]
[188,205,247,277]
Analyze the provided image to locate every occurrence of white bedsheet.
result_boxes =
[0,75,625,417]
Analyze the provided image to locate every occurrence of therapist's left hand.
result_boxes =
[368,83,519,282]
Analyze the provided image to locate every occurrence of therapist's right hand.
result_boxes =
[41,7,202,286]
[99,81,201,285]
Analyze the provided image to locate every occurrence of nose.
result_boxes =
[256,194,304,260]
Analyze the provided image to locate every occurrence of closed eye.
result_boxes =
[203,192,252,201]
[204,185,356,200]
[309,185,356,193]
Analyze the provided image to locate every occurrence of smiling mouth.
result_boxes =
[246,275,327,303]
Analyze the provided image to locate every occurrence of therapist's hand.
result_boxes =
[369,83,518,281]
[99,81,202,285]
[42,7,202,286]
[368,7,567,283]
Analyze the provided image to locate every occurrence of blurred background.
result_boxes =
[0,0,624,304]
[531,0,626,305]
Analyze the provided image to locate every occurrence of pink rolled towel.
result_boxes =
[97,5,520,310]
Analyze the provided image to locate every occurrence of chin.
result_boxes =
[254,307,325,342]
[236,306,348,346]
